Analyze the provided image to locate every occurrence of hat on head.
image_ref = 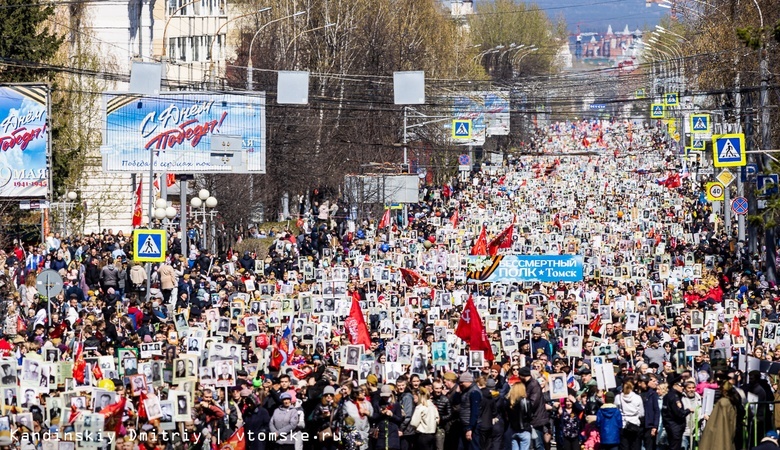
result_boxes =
[459,373,474,383]
[668,374,683,386]
[280,392,292,401]
[532,326,542,334]
[649,336,660,343]
[491,363,501,371]
[507,376,521,386]
[577,366,591,375]
[443,372,458,382]
[486,379,497,389]
[380,385,393,397]
[323,386,336,396]
[605,391,616,403]
[517,367,532,377]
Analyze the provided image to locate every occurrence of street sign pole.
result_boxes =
[724,183,731,232]
[738,175,745,242]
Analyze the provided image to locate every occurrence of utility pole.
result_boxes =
[760,48,776,282]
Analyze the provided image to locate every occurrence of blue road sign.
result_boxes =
[691,138,705,150]
[690,114,710,133]
[133,229,167,262]
[452,120,472,139]
[712,133,746,167]
[731,197,748,215]
[757,174,779,197]
[589,104,606,110]
[665,92,679,106]
[458,154,470,165]
[741,163,758,182]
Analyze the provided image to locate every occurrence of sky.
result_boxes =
[465,0,670,34]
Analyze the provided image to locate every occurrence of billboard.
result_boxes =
[467,255,583,283]
[451,91,510,146]
[0,85,50,198]
[101,92,265,173]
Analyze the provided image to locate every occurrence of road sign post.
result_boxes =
[651,104,665,119]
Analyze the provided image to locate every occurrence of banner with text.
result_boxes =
[467,255,584,283]
[101,92,265,173]
[0,85,50,198]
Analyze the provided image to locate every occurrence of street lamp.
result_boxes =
[52,191,79,237]
[154,198,177,223]
[209,7,272,86]
[191,189,218,252]
[247,10,306,90]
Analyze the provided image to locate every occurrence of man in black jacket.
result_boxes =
[639,374,661,450]
[432,380,452,450]
[518,367,549,450]
[662,375,690,450]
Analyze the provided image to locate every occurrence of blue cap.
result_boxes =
[766,431,779,440]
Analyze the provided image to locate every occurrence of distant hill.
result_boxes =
[468,0,668,34]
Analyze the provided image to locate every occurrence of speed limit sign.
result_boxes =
[706,182,725,201]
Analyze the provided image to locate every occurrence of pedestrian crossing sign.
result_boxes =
[133,229,167,262]
[452,119,472,139]
[650,104,664,119]
[635,89,646,99]
[664,92,679,106]
[712,133,746,167]
[690,114,711,133]
[691,138,705,150]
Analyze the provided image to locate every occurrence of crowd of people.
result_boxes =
[0,119,778,450]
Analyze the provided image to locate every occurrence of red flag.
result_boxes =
[68,405,81,425]
[378,208,391,229]
[399,268,429,287]
[588,315,602,333]
[730,315,741,337]
[92,363,103,381]
[487,218,515,256]
[100,397,127,433]
[72,343,86,384]
[220,427,247,450]
[471,225,488,256]
[455,296,495,361]
[345,297,371,349]
[166,173,177,187]
[450,210,459,228]
[132,176,143,228]
[662,173,681,189]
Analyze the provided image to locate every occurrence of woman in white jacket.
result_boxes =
[410,387,439,450]
[614,380,645,450]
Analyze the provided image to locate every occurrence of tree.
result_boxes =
[215,0,485,225]
[468,0,566,79]
[0,0,62,82]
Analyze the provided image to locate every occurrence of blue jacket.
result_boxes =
[642,389,660,429]
[596,404,623,445]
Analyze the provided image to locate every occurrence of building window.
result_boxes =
[168,0,176,15]
[168,38,177,60]
[192,36,200,61]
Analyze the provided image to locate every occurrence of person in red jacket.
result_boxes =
[127,300,144,330]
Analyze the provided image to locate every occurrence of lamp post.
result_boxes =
[247,10,306,90]
[208,7,272,87]
[191,189,218,253]
[51,191,78,237]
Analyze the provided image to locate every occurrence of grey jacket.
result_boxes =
[269,405,300,443]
